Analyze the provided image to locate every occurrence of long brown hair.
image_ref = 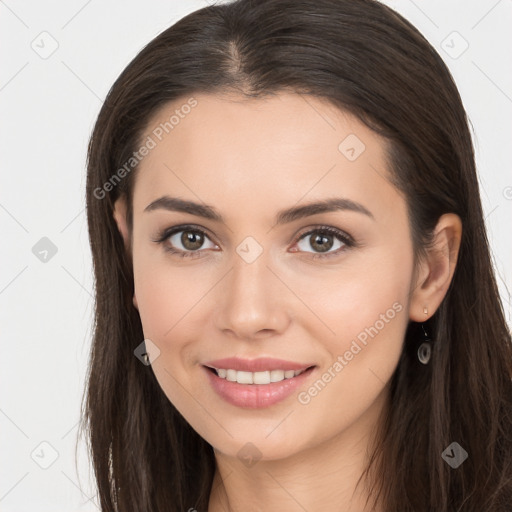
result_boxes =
[79,0,512,510]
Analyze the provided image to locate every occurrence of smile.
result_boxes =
[209,367,309,384]
[203,365,317,408]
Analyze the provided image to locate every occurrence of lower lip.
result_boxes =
[203,365,316,409]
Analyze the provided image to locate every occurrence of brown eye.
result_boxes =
[167,228,216,253]
[154,225,218,258]
[307,232,334,253]
[293,226,354,259]
[180,230,205,251]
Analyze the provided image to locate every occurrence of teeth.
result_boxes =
[213,368,307,384]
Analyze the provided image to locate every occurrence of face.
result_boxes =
[119,92,418,461]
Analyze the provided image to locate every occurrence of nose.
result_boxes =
[214,249,291,341]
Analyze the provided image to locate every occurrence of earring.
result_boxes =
[417,323,432,364]
[142,352,150,365]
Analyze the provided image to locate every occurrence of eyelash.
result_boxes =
[152,224,355,260]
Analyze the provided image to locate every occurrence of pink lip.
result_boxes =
[202,365,317,409]
[203,357,314,372]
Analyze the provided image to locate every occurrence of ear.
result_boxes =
[113,195,130,247]
[409,213,462,321]
[113,196,138,310]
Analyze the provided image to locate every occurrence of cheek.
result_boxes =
[133,263,171,338]
[132,255,205,409]
[291,266,411,446]
[290,245,413,344]
[290,247,413,415]
[132,249,217,363]
[132,245,188,343]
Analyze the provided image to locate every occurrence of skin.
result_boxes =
[113,92,462,512]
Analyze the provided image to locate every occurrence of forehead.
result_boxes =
[132,92,396,219]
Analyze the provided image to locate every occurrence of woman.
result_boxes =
[80,0,512,510]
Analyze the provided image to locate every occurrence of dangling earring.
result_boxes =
[417,323,432,364]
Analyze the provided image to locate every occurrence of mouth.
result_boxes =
[202,363,317,409]
[203,365,316,385]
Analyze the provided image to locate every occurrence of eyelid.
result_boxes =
[153,224,217,243]
[152,223,220,256]
[295,224,355,245]
[153,223,356,259]
[290,225,355,260]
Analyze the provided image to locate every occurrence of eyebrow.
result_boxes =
[144,196,375,224]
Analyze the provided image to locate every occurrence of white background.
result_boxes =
[1,0,511,510]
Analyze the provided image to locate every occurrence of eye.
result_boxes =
[153,224,355,260]
[291,226,354,259]
[153,225,218,259]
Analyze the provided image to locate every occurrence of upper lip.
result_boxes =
[203,357,315,372]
